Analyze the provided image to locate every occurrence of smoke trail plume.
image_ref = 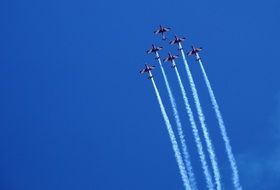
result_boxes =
[150,78,192,190]
[178,43,222,190]
[198,59,242,190]
[156,52,197,190]
[173,62,214,190]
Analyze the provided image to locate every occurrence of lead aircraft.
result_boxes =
[154,25,171,40]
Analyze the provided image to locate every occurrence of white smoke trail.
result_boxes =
[150,78,192,190]
[179,43,222,190]
[155,52,197,190]
[198,59,242,190]
[173,62,214,190]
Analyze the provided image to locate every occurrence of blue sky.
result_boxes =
[0,0,280,189]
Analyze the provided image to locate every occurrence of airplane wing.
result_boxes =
[158,47,163,51]
[163,57,169,62]
[180,37,186,42]
[154,29,160,34]
[140,68,146,74]
[170,40,176,45]
[187,50,194,56]
[149,66,156,70]
[163,27,171,32]
[174,55,179,59]
[146,49,153,54]
[197,47,203,51]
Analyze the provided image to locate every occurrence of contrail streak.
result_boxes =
[156,52,197,190]
[173,60,214,190]
[150,78,192,190]
[198,59,242,190]
[179,43,222,190]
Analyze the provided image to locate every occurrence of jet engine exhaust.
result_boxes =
[198,59,242,190]
[179,43,222,190]
[156,52,197,190]
[150,77,192,190]
[173,62,214,190]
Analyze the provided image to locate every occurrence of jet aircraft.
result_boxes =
[147,44,163,59]
[163,52,179,68]
[146,44,163,54]
[154,25,171,40]
[187,45,202,60]
[140,64,155,79]
[170,35,186,46]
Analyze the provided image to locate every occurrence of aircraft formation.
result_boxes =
[140,27,201,79]
[139,25,242,190]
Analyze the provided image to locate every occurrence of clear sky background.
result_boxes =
[0,0,280,189]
